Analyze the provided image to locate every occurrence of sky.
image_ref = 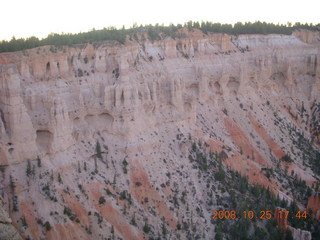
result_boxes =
[1,0,319,41]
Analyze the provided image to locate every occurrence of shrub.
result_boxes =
[83,56,88,64]
[63,206,72,216]
[119,191,127,200]
[143,223,151,233]
[104,188,112,195]
[99,196,106,204]
[77,69,83,77]
[63,206,78,221]
[44,221,51,231]
[214,167,225,182]
[21,216,28,228]
[130,215,137,226]
[177,223,181,230]
[281,154,293,163]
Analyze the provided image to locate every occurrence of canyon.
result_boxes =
[0,28,319,239]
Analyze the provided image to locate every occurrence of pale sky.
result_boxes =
[1,0,319,40]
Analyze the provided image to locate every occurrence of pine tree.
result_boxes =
[10,175,15,192]
[161,217,167,236]
[130,213,137,226]
[32,165,35,177]
[94,158,98,173]
[26,160,32,177]
[96,141,102,159]
[58,173,62,183]
[111,225,115,240]
[84,162,87,171]
[37,156,41,167]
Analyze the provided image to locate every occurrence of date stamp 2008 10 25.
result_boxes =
[212,210,308,220]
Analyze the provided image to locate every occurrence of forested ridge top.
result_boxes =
[0,21,319,53]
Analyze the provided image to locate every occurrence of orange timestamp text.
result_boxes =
[212,210,308,220]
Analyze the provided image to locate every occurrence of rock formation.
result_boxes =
[274,207,288,230]
[307,192,320,220]
[0,28,319,239]
[288,226,312,240]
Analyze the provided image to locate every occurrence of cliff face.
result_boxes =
[0,30,319,163]
[0,29,319,239]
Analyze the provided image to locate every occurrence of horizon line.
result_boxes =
[1,20,319,42]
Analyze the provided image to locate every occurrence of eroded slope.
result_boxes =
[0,29,319,239]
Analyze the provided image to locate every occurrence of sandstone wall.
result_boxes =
[0,30,318,165]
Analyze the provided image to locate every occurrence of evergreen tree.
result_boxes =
[37,156,41,167]
[26,159,32,177]
[84,162,87,171]
[0,22,318,53]
[96,141,102,159]
[58,173,62,183]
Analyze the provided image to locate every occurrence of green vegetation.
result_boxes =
[189,140,319,240]
[26,159,32,177]
[94,212,103,224]
[58,173,62,183]
[99,196,106,204]
[9,175,18,212]
[0,21,318,53]
[78,161,81,173]
[83,161,87,171]
[9,175,15,192]
[280,154,293,163]
[189,142,216,171]
[111,225,115,240]
[274,105,320,176]
[42,183,57,202]
[130,214,137,226]
[21,216,28,228]
[122,159,129,174]
[119,190,127,200]
[214,166,226,182]
[177,222,182,230]
[44,221,51,231]
[26,159,36,178]
[104,188,112,196]
[96,141,102,159]
[63,206,79,222]
[215,226,223,240]
[143,222,151,234]
[85,225,92,235]
[94,158,98,173]
[161,217,167,236]
[37,156,41,167]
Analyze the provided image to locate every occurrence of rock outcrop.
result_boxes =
[288,226,312,240]
[307,192,320,220]
[274,207,288,230]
